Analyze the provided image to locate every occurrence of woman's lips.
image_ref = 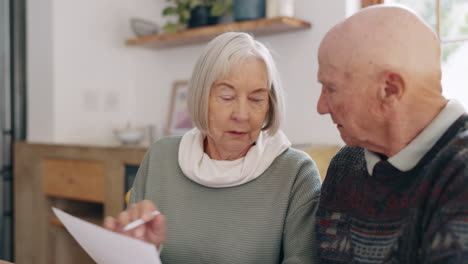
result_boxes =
[228,131,247,137]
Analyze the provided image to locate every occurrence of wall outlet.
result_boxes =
[103,90,119,112]
[82,90,99,112]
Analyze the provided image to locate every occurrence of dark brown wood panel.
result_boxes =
[42,159,105,203]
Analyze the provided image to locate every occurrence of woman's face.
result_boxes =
[206,57,270,160]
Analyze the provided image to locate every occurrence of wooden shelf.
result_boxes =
[125,16,311,49]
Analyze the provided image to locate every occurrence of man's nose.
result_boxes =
[317,92,330,115]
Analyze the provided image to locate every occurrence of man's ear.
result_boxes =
[378,71,405,103]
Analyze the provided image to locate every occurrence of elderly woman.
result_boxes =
[104,32,321,263]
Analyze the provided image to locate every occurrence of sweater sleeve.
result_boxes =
[127,146,165,254]
[423,142,468,263]
[129,147,151,205]
[282,155,322,264]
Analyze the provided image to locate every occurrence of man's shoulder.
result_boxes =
[328,146,365,169]
[451,125,468,156]
[450,113,468,146]
[436,116,468,164]
[321,146,366,187]
[435,127,468,172]
[452,123,468,146]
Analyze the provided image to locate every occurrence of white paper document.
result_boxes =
[52,207,162,264]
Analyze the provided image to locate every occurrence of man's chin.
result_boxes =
[340,134,358,147]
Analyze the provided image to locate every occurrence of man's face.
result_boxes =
[317,61,379,147]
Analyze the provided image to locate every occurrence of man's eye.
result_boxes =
[327,86,336,92]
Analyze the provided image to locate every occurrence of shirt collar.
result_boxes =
[365,100,466,176]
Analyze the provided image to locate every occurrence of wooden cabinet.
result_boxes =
[14,142,147,264]
[42,159,105,203]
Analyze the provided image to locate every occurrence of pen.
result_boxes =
[122,210,161,232]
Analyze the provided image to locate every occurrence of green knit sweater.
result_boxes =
[130,136,321,264]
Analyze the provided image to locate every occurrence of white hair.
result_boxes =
[187,32,285,136]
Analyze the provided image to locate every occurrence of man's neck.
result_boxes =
[369,98,448,157]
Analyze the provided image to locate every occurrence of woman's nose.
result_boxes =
[232,99,249,121]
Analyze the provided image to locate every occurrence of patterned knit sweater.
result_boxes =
[316,115,468,263]
[130,136,322,264]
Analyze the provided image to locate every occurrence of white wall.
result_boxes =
[28,0,358,146]
[27,0,55,142]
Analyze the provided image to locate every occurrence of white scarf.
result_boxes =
[178,128,291,188]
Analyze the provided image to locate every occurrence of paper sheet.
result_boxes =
[52,207,162,264]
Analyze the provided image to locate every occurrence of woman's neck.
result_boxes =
[204,137,251,161]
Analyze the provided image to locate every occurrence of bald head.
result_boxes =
[316,5,448,156]
[319,4,442,90]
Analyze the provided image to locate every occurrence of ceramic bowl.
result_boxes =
[114,127,145,145]
[130,18,159,37]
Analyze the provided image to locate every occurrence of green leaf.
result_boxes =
[190,0,203,8]
[179,0,190,6]
[181,9,191,20]
[163,22,178,33]
[210,3,224,16]
[162,7,177,16]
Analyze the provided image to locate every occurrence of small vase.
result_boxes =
[278,0,295,17]
[207,15,221,25]
[233,0,266,22]
[188,5,210,28]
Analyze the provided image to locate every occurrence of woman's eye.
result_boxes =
[221,96,234,101]
[250,97,265,102]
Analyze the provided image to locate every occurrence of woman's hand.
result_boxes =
[103,200,166,247]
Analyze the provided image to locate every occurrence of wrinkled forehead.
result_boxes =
[318,32,354,72]
[317,46,349,85]
[317,61,337,83]
[318,34,377,86]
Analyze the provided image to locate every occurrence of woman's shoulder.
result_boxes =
[280,147,316,164]
[146,136,183,156]
[272,147,321,195]
[152,135,182,146]
[272,147,320,175]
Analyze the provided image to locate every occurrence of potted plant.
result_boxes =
[162,0,232,32]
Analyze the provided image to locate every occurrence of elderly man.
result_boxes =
[315,4,467,263]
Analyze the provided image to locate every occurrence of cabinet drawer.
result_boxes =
[42,159,105,203]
